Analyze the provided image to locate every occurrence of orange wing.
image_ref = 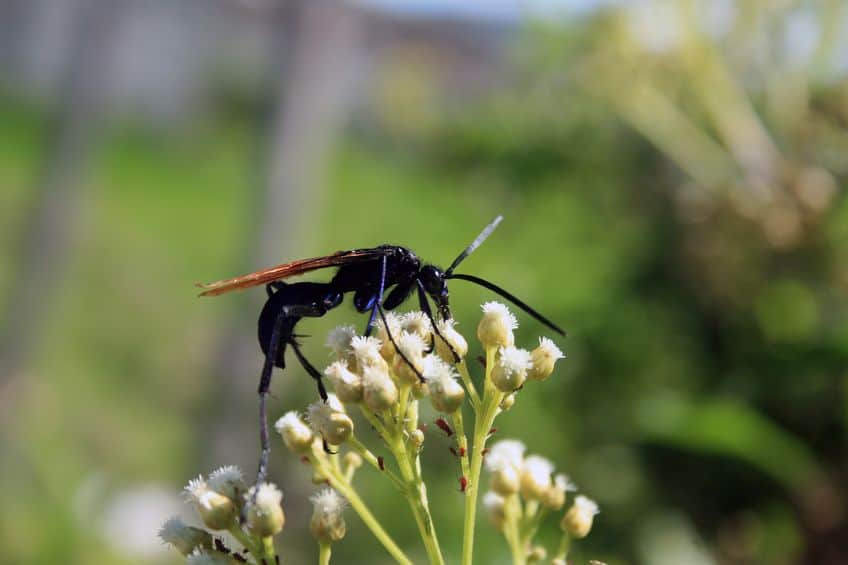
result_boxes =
[195,249,380,297]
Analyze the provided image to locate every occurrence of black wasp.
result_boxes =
[196,216,565,485]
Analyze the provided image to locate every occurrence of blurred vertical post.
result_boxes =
[205,0,365,468]
[0,0,121,379]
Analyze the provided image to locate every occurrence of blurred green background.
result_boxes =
[1,1,847,563]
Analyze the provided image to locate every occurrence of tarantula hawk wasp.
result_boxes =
[196,216,565,487]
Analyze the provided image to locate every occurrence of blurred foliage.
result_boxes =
[2,1,848,564]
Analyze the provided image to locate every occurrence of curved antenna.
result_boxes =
[445,215,503,276]
[445,272,566,336]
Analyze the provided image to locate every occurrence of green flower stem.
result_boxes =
[504,494,526,565]
[389,433,445,565]
[259,536,277,564]
[308,454,412,565]
[348,434,404,489]
[457,361,481,409]
[318,542,332,565]
[227,523,262,563]
[520,504,549,550]
[451,409,471,480]
[553,532,571,562]
[461,347,505,565]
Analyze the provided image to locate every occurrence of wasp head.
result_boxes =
[420,265,451,319]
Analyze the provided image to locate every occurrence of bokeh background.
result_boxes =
[1,0,847,563]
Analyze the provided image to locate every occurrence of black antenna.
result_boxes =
[445,272,566,336]
[445,215,503,276]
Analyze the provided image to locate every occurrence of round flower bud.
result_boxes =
[520,455,554,501]
[435,319,469,363]
[184,476,237,531]
[486,440,526,473]
[307,395,353,446]
[499,393,516,411]
[483,491,506,530]
[392,332,426,384]
[477,302,517,349]
[275,411,314,453]
[376,313,402,361]
[424,355,465,413]
[159,517,213,556]
[309,488,347,544]
[527,337,565,381]
[351,336,388,373]
[208,466,246,507]
[324,361,363,404]
[401,311,432,342]
[326,325,358,367]
[542,474,576,511]
[528,546,547,563]
[410,428,425,450]
[362,364,398,412]
[343,452,363,471]
[561,495,599,539]
[490,463,520,496]
[245,483,285,537]
[490,347,531,392]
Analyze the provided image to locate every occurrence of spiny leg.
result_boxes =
[255,305,288,496]
[416,279,460,363]
[290,339,328,401]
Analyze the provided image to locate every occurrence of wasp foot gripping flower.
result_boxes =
[520,455,555,501]
[478,301,517,348]
[528,337,565,381]
[186,548,237,564]
[325,360,363,404]
[491,346,532,392]
[275,411,314,453]
[184,476,237,530]
[392,332,426,384]
[159,517,214,556]
[307,394,354,445]
[435,318,469,362]
[310,488,348,544]
[245,483,285,537]
[561,495,599,539]
[424,355,465,413]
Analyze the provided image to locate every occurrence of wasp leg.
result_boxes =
[290,339,328,401]
[416,279,460,363]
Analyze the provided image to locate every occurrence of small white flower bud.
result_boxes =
[520,455,554,501]
[561,495,599,538]
[490,346,531,392]
[159,517,213,556]
[376,312,402,361]
[184,476,237,530]
[309,488,347,544]
[343,452,363,471]
[361,364,398,412]
[401,311,432,341]
[410,428,425,450]
[500,393,516,411]
[528,545,547,562]
[208,466,246,507]
[435,319,469,362]
[551,559,567,565]
[424,355,465,413]
[275,411,314,453]
[392,332,426,384]
[307,394,353,445]
[326,325,358,366]
[490,463,520,496]
[324,361,363,404]
[483,491,506,530]
[245,483,285,537]
[544,473,577,510]
[486,440,526,474]
[478,302,517,349]
[186,549,236,565]
[528,337,564,381]
[351,336,388,372]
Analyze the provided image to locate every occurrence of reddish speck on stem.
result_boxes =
[459,476,468,492]
[378,456,385,471]
[435,417,454,437]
